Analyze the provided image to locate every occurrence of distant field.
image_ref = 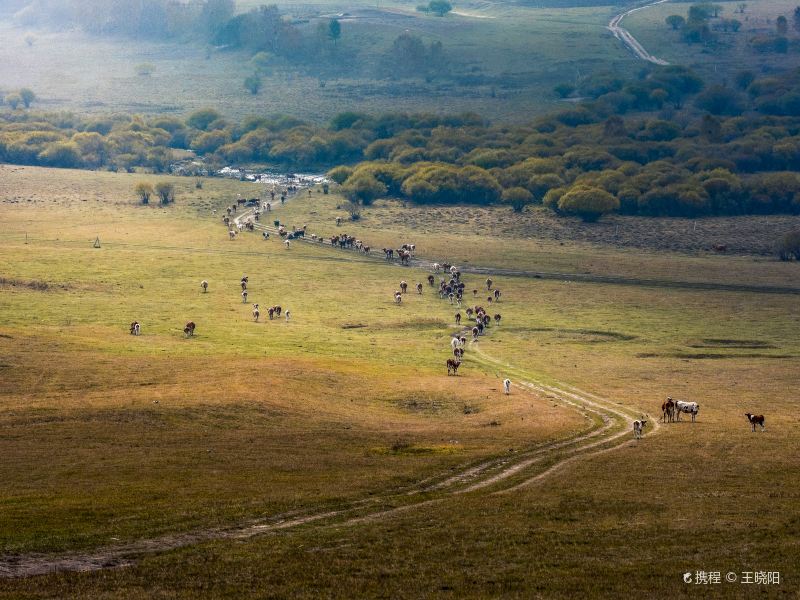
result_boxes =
[1,165,799,596]
[625,0,800,78]
[0,2,636,123]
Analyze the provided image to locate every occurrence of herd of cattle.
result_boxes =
[143,192,770,443]
[128,273,289,343]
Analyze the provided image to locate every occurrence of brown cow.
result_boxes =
[744,413,765,432]
[184,321,196,337]
[446,358,461,375]
[416,283,423,294]
[493,313,501,325]
[661,398,675,423]
[455,312,461,325]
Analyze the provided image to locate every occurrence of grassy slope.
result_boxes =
[624,0,800,79]
[1,166,799,597]
[0,3,632,122]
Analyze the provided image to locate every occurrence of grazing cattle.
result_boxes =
[450,336,461,350]
[487,296,493,304]
[472,326,479,341]
[432,263,441,272]
[241,276,248,284]
[229,230,237,240]
[268,307,275,320]
[446,358,461,376]
[633,418,647,439]
[453,347,464,359]
[400,281,408,294]
[712,244,727,252]
[284,239,291,249]
[466,308,474,318]
[427,274,435,286]
[744,413,765,432]
[201,280,208,293]
[184,321,196,337]
[661,398,675,423]
[262,231,270,240]
[252,304,260,322]
[503,378,511,395]
[477,322,484,335]
[486,278,493,290]
[494,314,501,325]
[275,306,282,317]
[448,293,454,304]
[673,398,699,422]
[460,337,467,347]
[494,289,501,301]
[336,217,342,226]
[416,283,423,294]
[482,315,490,327]
[242,290,248,303]
[130,321,140,336]
[394,292,402,304]
[285,310,291,322]
[455,312,461,325]
[241,280,247,291]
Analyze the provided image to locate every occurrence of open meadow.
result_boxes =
[1,166,799,597]
[0,1,636,122]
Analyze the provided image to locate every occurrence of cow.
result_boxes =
[285,310,291,322]
[633,418,647,439]
[400,281,408,294]
[455,312,461,325]
[661,398,675,423]
[472,326,479,341]
[252,304,260,322]
[494,289,501,301]
[130,321,140,336]
[284,239,291,249]
[503,379,511,395]
[432,263,441,272]
[453,347,464,359]
[275,306,282,317]
[494,314,501,325]
[184,321,196,337]
[486,278,493,290]
[394,291,402,304]
[241,280,247,291]
[268,306,275,320]
[262,231,270,240]
[450,336,461,350]
[673,398,699,422]
[446,358,461,376]
[416,283,423,294]
[229,230,237,240]
[744,413,765,432]
[242,290,248,303]
[712,244,727,252]
[200,280,208,293]
[427,274,435,286]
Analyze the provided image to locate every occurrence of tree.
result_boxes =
[501,187,533,212]
[344,200,362,220]
[19,88,35,108]
[186,108,222,131]
[135,182,154,204]
[777,15,789,35]
[553,83,575,98]
[328,19,341,45]
[778,230,800,260]
[557,186,620,222]
[341,172,387,205]
[155,181,175,205]
[327,165,353,184]
[666,15,686,30]
[5,93,21,110]
[244,74,262,95]
[428,0,452,16]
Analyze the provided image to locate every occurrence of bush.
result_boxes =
[327,165,353,184]
[155,181,175,205]
[557,186,620,222]
[341,172,386,205]
[778,230,800,260]
[135,182,154,204]
[501,187,533,212]
[244,74,261,95]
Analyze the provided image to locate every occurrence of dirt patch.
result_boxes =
[688,338,776,349]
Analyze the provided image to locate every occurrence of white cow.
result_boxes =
[633,419,647,439]
[450,336,461,350]
[673,398,699,422]
[503,379,511,395]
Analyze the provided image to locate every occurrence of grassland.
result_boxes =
[625,0,800,79]
[1,165,799,597]
[0,2,637,122]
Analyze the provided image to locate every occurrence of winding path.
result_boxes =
[0,203,660,578]
[608,0,671,65]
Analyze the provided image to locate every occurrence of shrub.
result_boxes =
[341,172,386,205]
[327,165,353,184]
[557,186,620,221]
[135,182,154,204]
[501,187,533,212]
[778,230,800,260]
[155,181,175,205]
